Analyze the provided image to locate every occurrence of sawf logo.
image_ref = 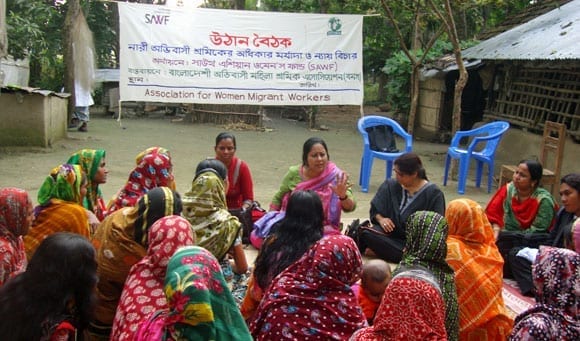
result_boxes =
[145,13,170,25]
[327,17,342,36]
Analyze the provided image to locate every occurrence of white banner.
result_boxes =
[119,3,363,106]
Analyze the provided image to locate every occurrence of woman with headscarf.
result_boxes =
[509,246,579,340]
[249,235,367,340]
[66,148,108,221]
[135,246,252,341]
[23,164,90,259]
[111,215,195,341]
[182,159,247,276]
[446,198,513,339]
[107,146,175,215]
[0,188,33,286]
[351,265,447,340]
[89,186,182,340]
[395,210,459,340]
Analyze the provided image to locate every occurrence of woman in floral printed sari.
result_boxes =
[107,146,175,214]
[135,246,251,341]
[509,246,579,340]
[23,164,90,259]
[111,215,195,341]
[249,235,366,340]
[0,187,33,286]
[66,148,108,221]
[182,159,247,275]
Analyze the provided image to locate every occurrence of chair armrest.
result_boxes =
[467,131,505,153]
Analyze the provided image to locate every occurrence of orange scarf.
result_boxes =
[446,198,513,339]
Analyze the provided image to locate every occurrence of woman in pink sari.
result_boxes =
[250,137,355,249]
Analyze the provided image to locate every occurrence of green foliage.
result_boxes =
[382,39,475,115]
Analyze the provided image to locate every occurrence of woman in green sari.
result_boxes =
[135,246,251,340]
[182,159,248,276]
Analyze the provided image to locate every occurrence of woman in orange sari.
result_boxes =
[446,198,513,339]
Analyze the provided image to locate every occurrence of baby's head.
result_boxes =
[361,259,392,303]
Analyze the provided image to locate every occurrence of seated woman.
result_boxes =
[107,146,175,215]
[135,246,252,340]
[485,160,558,278]
[251,137,355,248]
[23,164,90,259]
[508,173,580,295]
[67,148,108,221]
[446,198,513,339]
[395,210,459,340]
[248,235,367,340]
[214,132,254,210]
[111,215,195,341]
[240,190,324,320]
[182,159,248,277]
[357,152,445,263]
[509,246,579,340]
[351,266,447,340]
[0,188,33,286]
[0,233,97,340]
[90,187,182,340]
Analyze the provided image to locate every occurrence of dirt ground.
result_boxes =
[0,106,495,225]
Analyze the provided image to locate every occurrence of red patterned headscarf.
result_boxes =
[111,215,195,341]
[510,246,580,340]
[108,147,175,214]
[351,267,447,340]
[249,235,366,340]
[0,188,32,286]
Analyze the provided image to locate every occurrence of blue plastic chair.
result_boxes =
[443,121,510,195]
[357,115,413,193]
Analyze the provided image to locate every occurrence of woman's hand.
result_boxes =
[331,172,350,199]
[378,216,395,233]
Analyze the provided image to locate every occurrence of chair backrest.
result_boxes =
[540,121,566,178]
[461,121,510,157]
[357,115,411,146]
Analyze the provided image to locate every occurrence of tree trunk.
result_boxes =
[234,0,245,10]
[407,64,420,135]
[63,0,82,122]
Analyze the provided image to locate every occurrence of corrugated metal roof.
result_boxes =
[463,0,580,60]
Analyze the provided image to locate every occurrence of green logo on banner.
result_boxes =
[327,17,342,36]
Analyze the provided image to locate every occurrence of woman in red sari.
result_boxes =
[249,235,366,340]
[485,160,557,278]
[351,266,447,341]
[250,137,355,248]
[214,132,254,210]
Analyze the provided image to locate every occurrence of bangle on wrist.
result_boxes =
[339,195,348,201]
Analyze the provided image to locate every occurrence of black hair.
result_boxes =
[0,233,97,340]
[302,137,329,166]
[215,132,237,149]
[519,159,543,188]
[253,190,324,289]
[194,158,227,180]
[561,173,580,193]
[394,152,428,180]
[134,187,182,246]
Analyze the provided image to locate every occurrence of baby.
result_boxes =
[353,259,392,324]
